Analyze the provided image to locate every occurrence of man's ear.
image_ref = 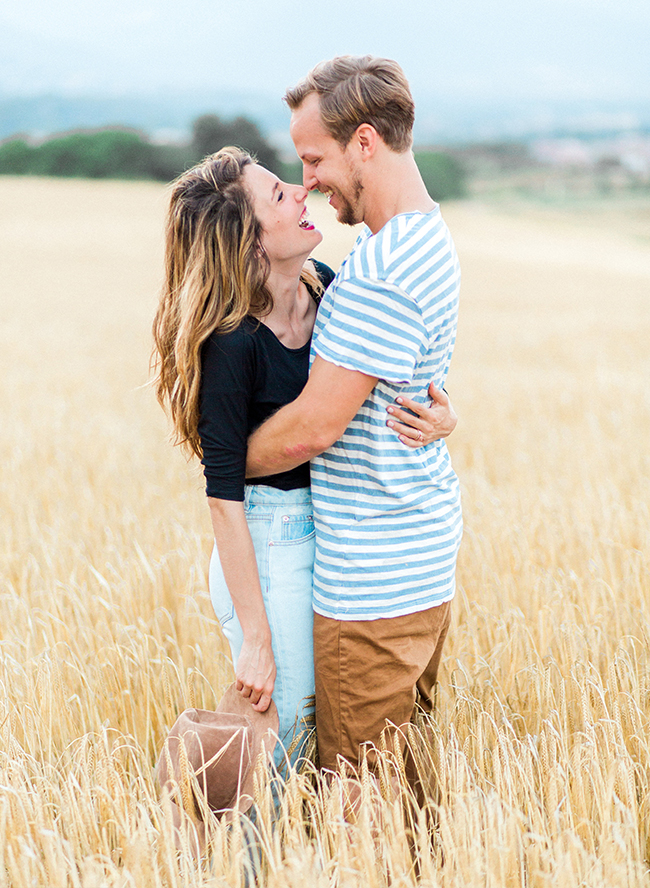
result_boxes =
[354,124,379,160]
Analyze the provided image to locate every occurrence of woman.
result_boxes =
[152,148,456,768]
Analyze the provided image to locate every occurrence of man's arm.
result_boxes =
[246,356,377,478]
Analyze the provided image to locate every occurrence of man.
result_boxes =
[246,56,462,774]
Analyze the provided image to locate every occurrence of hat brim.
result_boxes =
[215,683,279,812]
[157,681,279,830]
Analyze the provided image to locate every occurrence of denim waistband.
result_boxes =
[244,484,312,506]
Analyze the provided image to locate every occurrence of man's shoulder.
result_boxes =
[377,208,447,266]
[344,209,448,284]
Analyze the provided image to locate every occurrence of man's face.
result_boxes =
[290,93,364,227]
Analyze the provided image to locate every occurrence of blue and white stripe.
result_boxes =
[310,208,462,620]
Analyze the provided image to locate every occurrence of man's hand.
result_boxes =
[385,383,457,447]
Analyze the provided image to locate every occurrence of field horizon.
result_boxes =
[0,176,649,886]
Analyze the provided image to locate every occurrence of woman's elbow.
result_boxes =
[208,496,243,522]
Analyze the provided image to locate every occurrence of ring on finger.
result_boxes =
[417,430,424,441]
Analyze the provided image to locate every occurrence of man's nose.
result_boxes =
[302,167,318,192]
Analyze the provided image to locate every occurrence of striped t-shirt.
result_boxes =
[310,207,462,621]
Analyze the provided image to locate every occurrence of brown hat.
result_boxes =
[156,683,278,827]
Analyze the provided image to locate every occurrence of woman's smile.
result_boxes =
[244,163,322,262]
[298,207,315,230]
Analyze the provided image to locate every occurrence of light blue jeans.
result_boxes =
[209,485,315,771]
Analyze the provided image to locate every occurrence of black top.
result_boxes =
[198,260,336,501]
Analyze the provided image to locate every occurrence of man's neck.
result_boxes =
[362,150,436,235]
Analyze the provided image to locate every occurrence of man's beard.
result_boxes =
[336,174,364,227]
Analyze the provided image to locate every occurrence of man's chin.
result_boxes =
[334,200,360,226]
[337,208,361,227]
[328,189,361,226]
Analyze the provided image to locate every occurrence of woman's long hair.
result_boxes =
[151,147,321,458]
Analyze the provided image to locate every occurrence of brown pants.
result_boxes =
[313,601,452,770]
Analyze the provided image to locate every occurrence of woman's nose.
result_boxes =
[294,184,308,201]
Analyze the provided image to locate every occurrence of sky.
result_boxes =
[1,0,649,136]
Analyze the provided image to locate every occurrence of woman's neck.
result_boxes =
[266,263,303,317]
[260,257,317,348]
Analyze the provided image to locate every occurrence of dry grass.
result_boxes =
[0,176,649,886]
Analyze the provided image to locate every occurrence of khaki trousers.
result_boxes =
[313,600,452,771]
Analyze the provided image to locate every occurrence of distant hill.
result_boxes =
[0,90,292,149]
[2,91,649,150]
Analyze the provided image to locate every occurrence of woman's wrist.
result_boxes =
[241,621,272,645]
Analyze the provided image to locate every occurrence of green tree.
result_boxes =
[190,113,281,175]
[279,158,303,185]
[0,116,284,183]
[227,116,280,175]
[0,138,33,174]
[148,143,195,182]
[191,114,230,160]
[15,130,154,179]
[415,151,466,200]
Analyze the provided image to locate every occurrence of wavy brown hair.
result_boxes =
[152,147,321,458]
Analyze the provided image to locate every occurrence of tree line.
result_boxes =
[0,114,466,200]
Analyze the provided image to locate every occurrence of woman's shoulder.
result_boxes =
[203,317,260,359]
[308,258,336,289]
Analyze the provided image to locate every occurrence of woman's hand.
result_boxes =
[235,633,277,713]
[386,382,458,448]
[207,497,277,714]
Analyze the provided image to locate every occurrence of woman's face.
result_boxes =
[243,163,322,265]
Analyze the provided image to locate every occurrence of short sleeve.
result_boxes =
[198,327,256,501]
[311,259,336,291]
[312,274,428,384]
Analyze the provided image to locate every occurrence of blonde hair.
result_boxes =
[151,147,321,458]
[284,55,414,152]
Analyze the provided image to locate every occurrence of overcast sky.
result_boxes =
[1,0,648,108]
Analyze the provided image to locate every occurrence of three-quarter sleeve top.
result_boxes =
[198,260,335,501]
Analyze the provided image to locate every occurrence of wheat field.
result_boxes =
[0,175,649,887]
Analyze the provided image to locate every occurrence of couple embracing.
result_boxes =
[153,55,462,787]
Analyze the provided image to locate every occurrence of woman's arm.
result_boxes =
[208,497,276,713]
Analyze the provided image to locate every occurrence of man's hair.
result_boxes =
[284,55,414,153]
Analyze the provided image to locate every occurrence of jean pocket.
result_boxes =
[213,597,235,626]
[211,584,235,626]
[280,515,315,543]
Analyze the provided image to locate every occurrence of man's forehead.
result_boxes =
[291,92,321,123]
[290,95,337,153]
